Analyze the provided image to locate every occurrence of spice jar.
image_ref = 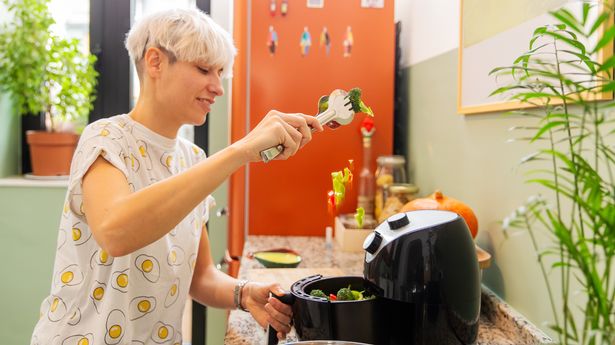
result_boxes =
[374,155,407,220]
[377,183,419,223]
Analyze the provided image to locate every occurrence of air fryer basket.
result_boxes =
[290,275,388,344]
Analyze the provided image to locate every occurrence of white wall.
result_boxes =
[394,0,459,67]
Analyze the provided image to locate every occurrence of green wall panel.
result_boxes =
[0,186,66,345]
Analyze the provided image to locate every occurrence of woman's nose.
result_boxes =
[210,75,224,96]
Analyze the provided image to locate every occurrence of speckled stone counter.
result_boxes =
[224,236,552,345]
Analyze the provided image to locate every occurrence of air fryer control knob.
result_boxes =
[363,231,383,254]
[387,213,410,230]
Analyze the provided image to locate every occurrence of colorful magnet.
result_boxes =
[320,26,331,56]
[267,25,279,56]
[306,0,324,8]
[361,0,384,8]
[281,0,288,16]
[269,0,276,16]
[300,26,312,57]
[343,26,353,58]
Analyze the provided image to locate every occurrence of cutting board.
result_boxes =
[246,268,346,290]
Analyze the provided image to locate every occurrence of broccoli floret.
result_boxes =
[336,286,355,301]
[347,88,374,116]
[348,88,363,113]
[310,289,327,299]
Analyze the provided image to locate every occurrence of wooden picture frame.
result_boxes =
[458,0,613,115]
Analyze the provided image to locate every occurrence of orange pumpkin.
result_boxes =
[400,190,478,238]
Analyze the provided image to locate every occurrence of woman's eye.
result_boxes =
[197,67,209,74]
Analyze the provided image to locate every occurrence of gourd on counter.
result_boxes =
[401,190,478,238]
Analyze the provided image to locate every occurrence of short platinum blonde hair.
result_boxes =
[125,8,236,79]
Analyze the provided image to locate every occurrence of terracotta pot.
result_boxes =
[26,130,79,176]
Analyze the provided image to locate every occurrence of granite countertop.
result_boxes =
[224,235,552,345]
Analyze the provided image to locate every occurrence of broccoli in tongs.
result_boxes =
[347,88,374,116]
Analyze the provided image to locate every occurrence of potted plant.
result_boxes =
[490,2,614,345]
[0,0,98,176]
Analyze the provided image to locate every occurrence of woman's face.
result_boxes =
[159,58,225,126]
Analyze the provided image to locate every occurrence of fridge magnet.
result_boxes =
[281,0,288,16]
[306,0,324,9]
[361,0,384,8]
[300,26,312,57]
[267,25,279,56]
[320,26,331,56]
[269,0,276,16]
[343,26,353,57]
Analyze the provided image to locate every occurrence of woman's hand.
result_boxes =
[242,282,293,340]
[234,110,324,163]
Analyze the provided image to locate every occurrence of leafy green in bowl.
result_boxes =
[253,250,302,268]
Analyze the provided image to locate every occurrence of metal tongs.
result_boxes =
[259,89,356,163]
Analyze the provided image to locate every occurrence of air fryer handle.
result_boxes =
[267,292,294,345]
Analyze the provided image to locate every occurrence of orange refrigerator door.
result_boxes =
[230,0,395,252]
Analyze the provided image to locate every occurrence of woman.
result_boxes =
[31,8,322,344]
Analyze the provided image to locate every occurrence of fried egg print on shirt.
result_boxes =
[90,248,114,269]
[105,309,126,345]
[47,295,67,322]
[151,321,174,344]
[129,296,156,320]
[111,269,129,293]
[56,264,84,288]
[135,254,160,283]
[60,333,93,345]
[164,278,180,308]
[167,246,185,266]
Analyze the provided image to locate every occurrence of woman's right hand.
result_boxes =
[234,110,323,163]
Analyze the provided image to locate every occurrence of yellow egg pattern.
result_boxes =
[71,221,91,245]
[104,309,125,345]
[111,269,129,293]
[90,248,114,269]
[47,295,67,322]
[56,264,83,287]
[164,278,180,308]
[135,254,160,283]
[90,281,106,313]
[59,333,93,345]
[31,116,212,344]
[151,322,175,344]
[166,246,185,266]
[67,307,81,326]
[129,296,156,320]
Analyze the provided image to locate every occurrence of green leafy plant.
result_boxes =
[0,0,98,132]
[490,2,615,345]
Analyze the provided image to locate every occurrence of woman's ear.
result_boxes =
[143,47,167,79]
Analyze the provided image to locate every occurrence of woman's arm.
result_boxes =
[82,143,245,257]
[189,225,292,338]
[82,112,322,257]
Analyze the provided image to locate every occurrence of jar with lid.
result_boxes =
[374,155,407,220]
[377,183,419,223]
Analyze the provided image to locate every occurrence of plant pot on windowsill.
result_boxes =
[26,130,79,176]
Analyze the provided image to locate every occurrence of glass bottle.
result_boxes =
[357,117,375,216]
[374,155,407,220]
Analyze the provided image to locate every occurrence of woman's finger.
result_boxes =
[277,113,313,146]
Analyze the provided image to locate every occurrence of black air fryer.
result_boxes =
[269,210,481,345]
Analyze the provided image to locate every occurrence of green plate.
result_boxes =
[253,251,302,268]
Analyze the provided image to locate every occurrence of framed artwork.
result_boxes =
[307,0,324,8]
[458,0,613,114]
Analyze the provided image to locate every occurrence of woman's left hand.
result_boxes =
[243,282,293,340]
